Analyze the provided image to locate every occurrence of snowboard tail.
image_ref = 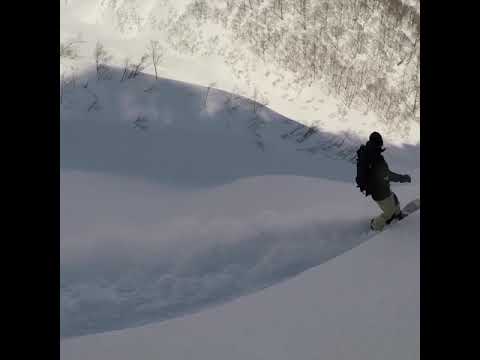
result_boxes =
[401,198,420,215]
[369,198,420,231]
[388,198,420,226]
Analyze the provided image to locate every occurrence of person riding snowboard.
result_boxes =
[356,132,412,231]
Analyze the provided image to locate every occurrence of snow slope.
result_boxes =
[60,0,420,145]
[61,210,419,360]
[59,53,421,360]
[60,1,420,356]
[60,64,419,339]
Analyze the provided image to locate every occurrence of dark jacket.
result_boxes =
[364,142,404,201]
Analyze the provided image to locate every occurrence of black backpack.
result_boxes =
[355,145,371,196]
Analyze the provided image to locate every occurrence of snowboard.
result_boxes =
[388,198,420,226]
[369,198,420,232]
[401,198,420,216]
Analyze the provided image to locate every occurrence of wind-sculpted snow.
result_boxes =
[61,172,383,338]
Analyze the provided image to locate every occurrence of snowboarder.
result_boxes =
[355,132,412,231]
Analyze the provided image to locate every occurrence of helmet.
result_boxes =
[369,132,383,148]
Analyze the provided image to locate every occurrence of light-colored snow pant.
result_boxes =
[371,192,401,231]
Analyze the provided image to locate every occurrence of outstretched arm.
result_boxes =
[388,170,411,183]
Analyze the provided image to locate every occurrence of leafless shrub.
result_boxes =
[60,40,83,59]
[128,54,149,79]
[94,42,113,80]
[147,40,163,80]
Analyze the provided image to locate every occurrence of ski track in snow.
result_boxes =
[61,201,374,338]
[61,168,418,339]
[61,211,419,360]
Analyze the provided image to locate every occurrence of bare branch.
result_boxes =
[94,41,113,80]
[128,54,149,79]
[147,40,163,80]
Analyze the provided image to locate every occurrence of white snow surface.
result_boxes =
[61,1,420,358]
[60,64,419,338]
[60,65,419,357]
[61,210,419,360]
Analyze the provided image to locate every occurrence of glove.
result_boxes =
[400,174,411,183]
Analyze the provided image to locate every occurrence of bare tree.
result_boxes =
[60,40,82,59]
[397,36,418,66]
[248,87,267,151]
[94,42,113,80]
[410,73,420,119]
[296,0,309,30]
[60,71,80,104]
[272,0,285,20]
[87,90,100,112]
[94,42,104,75]
[189,0,209,21]
[147,40,163,80]
[249,86,269,119]
[128,54,149,79]
[223,86,243,113]
[212,0,420,134]
[251,87,260,115]
[204,82,217,108]
[120,57,130,82]
[296,125,318,143]
[68,71,77,88]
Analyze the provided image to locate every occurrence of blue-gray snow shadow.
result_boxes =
[61,216,374,338]
[60,67,419,188]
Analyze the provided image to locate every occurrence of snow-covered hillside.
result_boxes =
[60,0,420,145]
[61,64,418,335]
[60,1,420,358]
